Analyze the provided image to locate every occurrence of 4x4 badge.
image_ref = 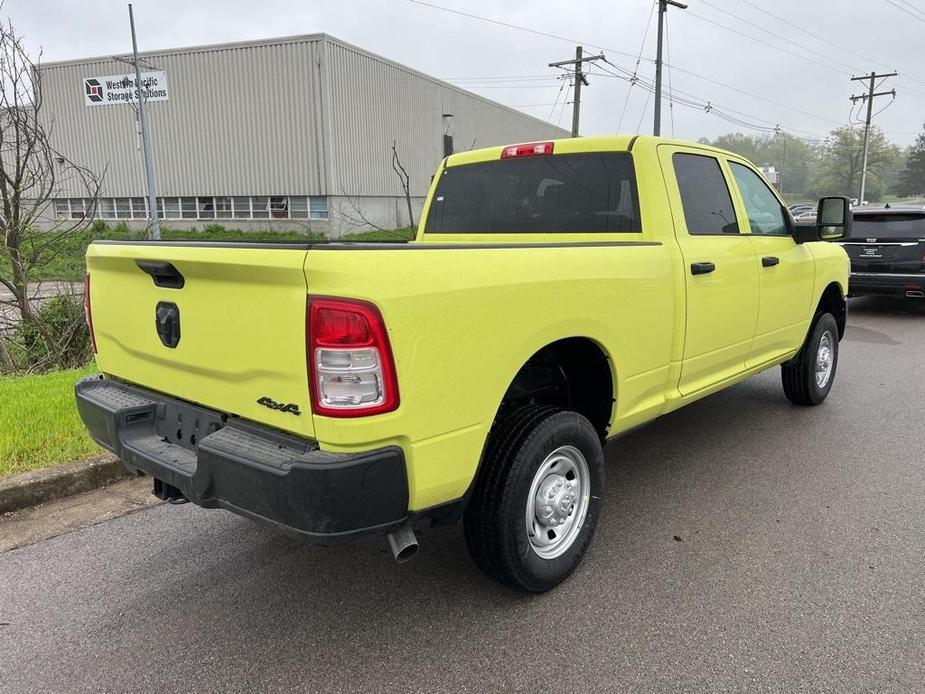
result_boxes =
[256,396,301,416]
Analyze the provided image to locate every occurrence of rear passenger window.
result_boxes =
[672,153,739,235]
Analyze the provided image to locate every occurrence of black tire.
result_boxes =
[463,405,604,592]
[781,312,840,406]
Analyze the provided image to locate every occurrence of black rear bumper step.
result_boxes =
[74,376,408,542]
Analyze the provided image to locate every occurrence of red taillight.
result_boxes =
[84,273,97,354]
[500,141,554,159]
[307,297,399,417]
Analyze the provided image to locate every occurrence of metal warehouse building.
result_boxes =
[40,34,568,235]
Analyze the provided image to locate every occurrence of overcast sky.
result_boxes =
[8,0,925,147]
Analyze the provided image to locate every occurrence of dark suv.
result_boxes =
[841,207,925,299]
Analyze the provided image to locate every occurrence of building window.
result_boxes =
[181,197,197,219]
[197,196,215,219]
[130,198,147,219]
[100,199,116,219]
[52,194,329,222]
[215,196,233,219]
[290,196,308,219]
[309,196,328,220]
[268,196,289,219]
[68,198,86,219]
[233,197,251,219]
[252,196,269,219]
[162,198,181,219]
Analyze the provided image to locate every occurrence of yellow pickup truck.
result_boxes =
[76,135,851,592]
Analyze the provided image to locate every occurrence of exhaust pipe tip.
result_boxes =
[387,524,419,563]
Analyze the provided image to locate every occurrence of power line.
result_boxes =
[618,0,656,133]
[684,10,852,76]
[407,0,637,59]
[895,0,925,17]
[699,0,862,73]
[884,0,925,22]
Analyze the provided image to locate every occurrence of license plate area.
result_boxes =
[155,399,225,451]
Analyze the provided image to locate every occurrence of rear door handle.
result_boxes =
[690,261,716,275]
[762,256,780,268]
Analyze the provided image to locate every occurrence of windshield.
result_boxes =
[424,152,641,234]
[851,213,925,240]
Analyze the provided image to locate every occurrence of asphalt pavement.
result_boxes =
[1,296,923,693]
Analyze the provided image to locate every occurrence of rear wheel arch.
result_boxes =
[493,337,615,441]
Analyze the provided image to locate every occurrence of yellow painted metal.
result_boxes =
[87,135,849,513]
[87,243,316,438]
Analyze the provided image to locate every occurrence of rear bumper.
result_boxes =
[74,376,409,543]
[849,271,925,297]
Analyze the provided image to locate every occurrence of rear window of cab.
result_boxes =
[424,152,641,234]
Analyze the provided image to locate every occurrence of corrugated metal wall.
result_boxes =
[41,35,568,200]
[325,38,569,197]
[41,37,327,197]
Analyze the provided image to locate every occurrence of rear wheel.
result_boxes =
[782,312,839,406]
[464,406,604,592]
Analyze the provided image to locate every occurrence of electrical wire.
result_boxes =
[407,0,638,60]
[684,10,853,77]
[548,78,567,121]
[556,84,573,128]
[618,0,656,133]
[699,0,862,73]
[884,0,925,22]
[895,0,925,17]
[665,9,675,137]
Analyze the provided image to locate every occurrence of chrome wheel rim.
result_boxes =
[815,330,834,388]
[525,445,591,559]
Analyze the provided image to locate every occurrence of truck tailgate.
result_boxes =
[86,242,314,438]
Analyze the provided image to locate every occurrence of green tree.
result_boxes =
[698,132,819,199]
[897,125,925,197]
[810,126,901,201]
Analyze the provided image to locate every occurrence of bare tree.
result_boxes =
[391,140,415,230]
[0,16,103,370]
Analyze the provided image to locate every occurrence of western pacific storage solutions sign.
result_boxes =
[83,71,168,106]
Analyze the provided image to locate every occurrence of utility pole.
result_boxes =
[548,46,604,137]
[850,71,896,204]
[128,4,160,239]
[653,0,687,136]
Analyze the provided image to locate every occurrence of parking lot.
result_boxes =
[1,296,922,693]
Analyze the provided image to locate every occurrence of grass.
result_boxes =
[0,366,99,476]
[3,223,417,282]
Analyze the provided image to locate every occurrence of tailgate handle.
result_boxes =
[135,260,185,289]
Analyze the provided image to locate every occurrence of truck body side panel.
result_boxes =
[303,241,675,509]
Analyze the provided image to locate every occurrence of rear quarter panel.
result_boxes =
[304,242,676,510]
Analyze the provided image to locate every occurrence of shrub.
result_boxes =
[10,295,91,372]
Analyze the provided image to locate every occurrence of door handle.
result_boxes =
[690,261,716,275]
[762,256,780,268]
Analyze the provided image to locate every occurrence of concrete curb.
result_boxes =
[0,453,132,514]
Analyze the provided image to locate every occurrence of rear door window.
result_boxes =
[851,213,925,240]
[672,153,739,235]
[424,152,641,234]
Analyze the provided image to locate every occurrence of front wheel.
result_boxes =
[464,406,604,592]
[781,312,840,406]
